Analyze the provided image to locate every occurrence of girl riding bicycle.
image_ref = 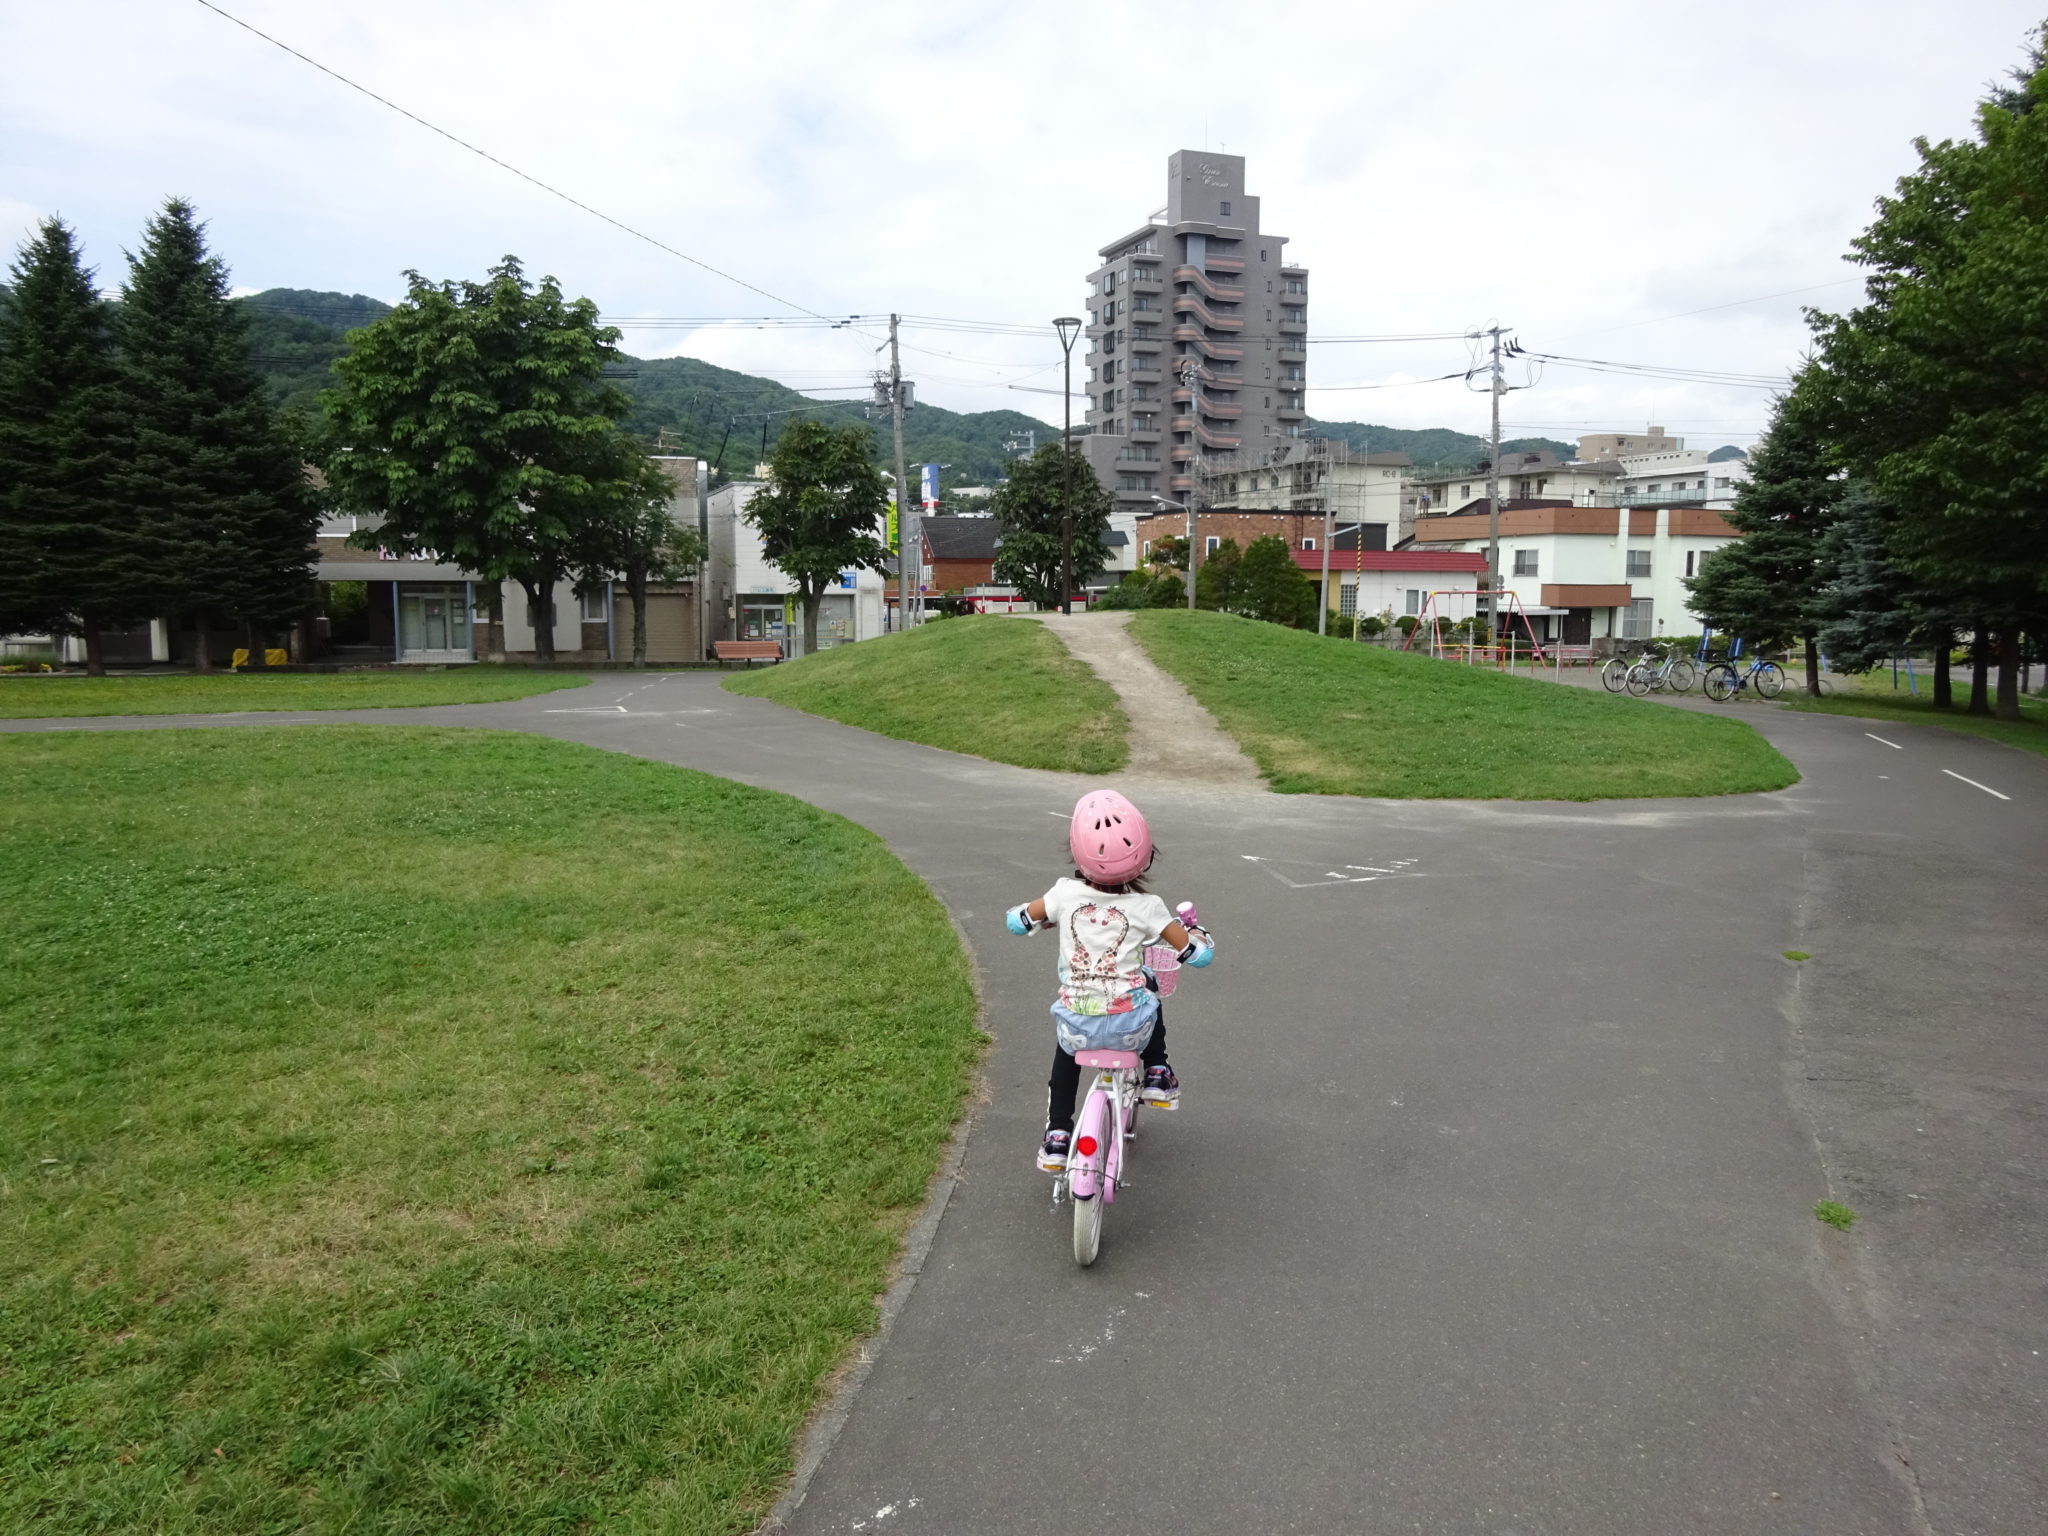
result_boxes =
[1005,790,1214,1172]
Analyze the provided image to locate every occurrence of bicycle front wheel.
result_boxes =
[1667,658,1697,692]
[1754,662,1786,699]
[1703,664,1736,701]
[1073,1188,1103,1265]
[1625,664,1653,696]
[1600,658,1630,692]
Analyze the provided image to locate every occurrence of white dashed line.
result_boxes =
[1865,732,1903,749]
[1942,769,2011,801]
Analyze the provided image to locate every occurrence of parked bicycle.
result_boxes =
[1056,900,1205,1266]
[1702,655,1785,701]
[1625,646,1698,696]
[1600,651,1655,692]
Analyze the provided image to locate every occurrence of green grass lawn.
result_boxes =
[1127,609,1798,799]
[1781,670,2048,760]
[0,667,588,719]
[0,727,980,1535]
[724,616,1128,774]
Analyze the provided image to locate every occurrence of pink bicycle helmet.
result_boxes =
[1070,789,1153,886]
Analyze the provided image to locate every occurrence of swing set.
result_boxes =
[1399,588,1552,668]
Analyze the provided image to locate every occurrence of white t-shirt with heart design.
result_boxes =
[1042,876,1174,1018]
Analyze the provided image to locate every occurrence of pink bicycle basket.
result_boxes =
[1143,945,1182,997]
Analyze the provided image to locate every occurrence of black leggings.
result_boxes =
[1045,1015,1169,1135]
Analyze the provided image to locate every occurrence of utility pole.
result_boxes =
[1350,432,1368,643]
[1317,450,1334,636]
[1484,325,1506,643]
[1053,317,1082,616]
[889,314,914,632]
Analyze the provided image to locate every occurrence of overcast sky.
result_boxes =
[5,0,2043,451]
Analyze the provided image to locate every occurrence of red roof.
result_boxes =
[1289,549,1488,573]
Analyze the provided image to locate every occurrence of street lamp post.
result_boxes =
[1053,317,1082,615]
[1150,493,1198,609]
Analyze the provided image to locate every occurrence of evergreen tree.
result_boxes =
[1235,534,1319,628]
[1684,381,1841,694]
[1195,537,1245,612]
[1811,484,1930,674]
[988,443,1111,608]
[0,218,140,672]
[1812,34,2048,719]
[110,200,316,670]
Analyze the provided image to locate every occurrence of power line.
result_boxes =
[1307,370,1475,392]
[189,0,820,316]
[1553,279,1860,341]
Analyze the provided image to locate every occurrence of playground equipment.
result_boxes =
[1399,588,1551,668]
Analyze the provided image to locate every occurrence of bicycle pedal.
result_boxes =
[1139,1093,1180,1109]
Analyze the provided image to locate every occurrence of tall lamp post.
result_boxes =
[1053,316,1082,615]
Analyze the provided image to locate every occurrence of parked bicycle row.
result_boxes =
[1600,644,1786,702]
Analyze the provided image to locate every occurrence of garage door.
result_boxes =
[624,591,697,663]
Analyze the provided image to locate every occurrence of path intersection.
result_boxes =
[3,640,2041,1535]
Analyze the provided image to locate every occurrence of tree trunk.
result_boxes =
[81,613,106,678]
[1803,634,1821,698]
[190,611,215,674]
[1932,633,1952,709]
[480,583,507,663]
[1967,622,1990,715]
[244,619,269,670]
[522,577,556,664]
[1995,626,2022,722]
[627,564,649,667]
[802,588,820,658]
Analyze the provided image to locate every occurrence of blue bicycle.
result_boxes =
[1702,655,1785,701]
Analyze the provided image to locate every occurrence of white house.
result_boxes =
[1409,502,1742,645]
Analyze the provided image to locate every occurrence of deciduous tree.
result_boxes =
[745,419,890,654]
[989,443,1111,608]
[1235,533,1319,628]
[319,257,641,663]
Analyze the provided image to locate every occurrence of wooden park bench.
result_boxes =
[713,640,783,667]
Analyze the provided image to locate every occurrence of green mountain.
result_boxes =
[1306,419,1576,473]
[227,290,1581,484]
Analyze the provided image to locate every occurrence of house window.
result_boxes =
[1143,540,1151,558]
[1626,550,1652,578]
[1513,550,1539,576]
[1219,200,1232,217]
[1459,484,1471,499]
[579,589,608,623]
[1206,536,1221,554]
[1339,580,1358,616]
[1623,598,1655,639]
[1714,476,1732,489]
[1685,550,1697,577]
[1302,538,1316,551]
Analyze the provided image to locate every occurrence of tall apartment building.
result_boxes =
[1081,151,1307,512]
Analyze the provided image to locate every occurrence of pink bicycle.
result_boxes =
[1056,901,1202,1266]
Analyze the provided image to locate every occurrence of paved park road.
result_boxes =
[5,670,2042,1535]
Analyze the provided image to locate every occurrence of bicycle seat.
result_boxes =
[1075,1050,1143,1070]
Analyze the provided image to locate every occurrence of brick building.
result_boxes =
[1132,507,1380,566]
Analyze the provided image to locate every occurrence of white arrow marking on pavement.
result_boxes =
[1865,732,1903,749]
[1942,768,2011,801]
[545,705,629,714]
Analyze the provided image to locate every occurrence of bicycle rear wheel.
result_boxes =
[1667,658,1697,691]
[1600,658,1630,693]
[1625,664,1653,696]
[1073,1187,1103,1265]
[1754,662,1786,699]
[1703,664,1736,701]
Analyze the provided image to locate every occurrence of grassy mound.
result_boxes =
[0,667,588,719]
[1127,609,1798,799]
[0,727,980,1534]
[725,616,1127,774]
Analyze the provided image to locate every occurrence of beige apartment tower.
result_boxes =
[1082,152,1306,511]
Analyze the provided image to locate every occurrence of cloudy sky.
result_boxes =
[5,0,2043,450]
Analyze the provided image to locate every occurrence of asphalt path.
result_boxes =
[4,674,2042,1535]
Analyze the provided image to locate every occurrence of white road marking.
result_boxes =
[544,705,628,714]
[1942,768,2011,801]
[1865,732,1903,749]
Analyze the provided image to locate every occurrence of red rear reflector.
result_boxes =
[1075,1135,1099,1157]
